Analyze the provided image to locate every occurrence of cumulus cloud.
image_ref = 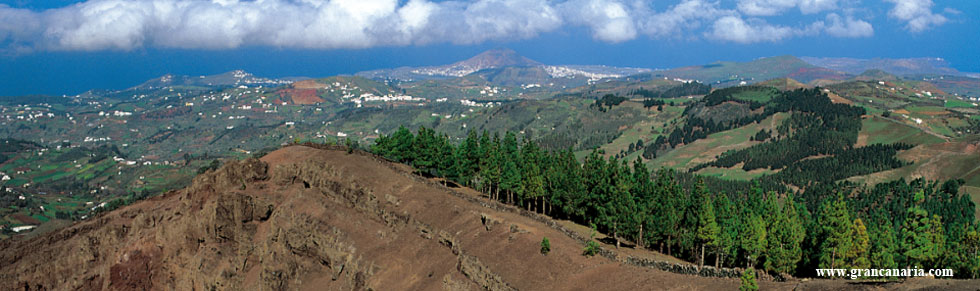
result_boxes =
[821,13,873,38]
[706,16,799,43]
[737,0,839,16]
[638,0,728,38]
[0,0,909,52]
[884,0,946,32]
[560,0,637,42]
[0,0,566,51]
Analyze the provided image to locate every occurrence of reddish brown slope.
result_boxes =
[1,146,977,290]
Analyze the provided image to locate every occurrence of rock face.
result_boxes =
[4,146,974,290]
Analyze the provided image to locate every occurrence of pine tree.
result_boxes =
[742,214,767,269]
[631,157,653,249]
[475,130,493,192]
[846,218,871,269]
[582,150,607,227]
[764,194,805,275]
[457,129,480,186]
[483,133,503,200]
[653,168,684,256]
[519,139,545,211]
[412,126,437,174]
[713,193,739,268]
[605,160,636,249]
[500,132,521,204]
[696,194,720,269]
[437,134,457,183]
[500,157,520,205]
[870,222,899,270]
[902,190,946,269]
[558,149,586,220]
[388,125,415,163]
[818,193,853,269]
[370,133,392,157]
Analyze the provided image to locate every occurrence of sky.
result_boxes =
[0,0,977,96]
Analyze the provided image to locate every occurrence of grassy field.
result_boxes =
[945,99,977,108]
[649,112,788,170]
[907,105,949,115]
[598,102,685,158]
[856,116,945,146]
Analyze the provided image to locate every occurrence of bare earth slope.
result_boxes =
[1,146,977,290]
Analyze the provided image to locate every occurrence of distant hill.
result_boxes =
[133,70,302,89]
[854,69,900,82]
[911,75,980,97]
[801,57,965,76]
[356,48,650,83]
[653,55,850,87]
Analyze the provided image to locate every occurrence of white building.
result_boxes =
[11,225,36,233]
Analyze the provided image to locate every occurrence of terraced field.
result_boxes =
[856,116,945,146]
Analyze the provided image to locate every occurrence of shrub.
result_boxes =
[583,240,600,257]
[583,225,601,257]
[540,237,551,255]
[740,268,758,291]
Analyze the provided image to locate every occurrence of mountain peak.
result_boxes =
[407,48,541,77]
[456,48,541,69]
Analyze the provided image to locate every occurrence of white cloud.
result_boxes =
[560,0,637,43]
[0,5,43,53]
[706,16,798,43]
[639,0,728,38]
[822,13,873,38]
[884,0,946,32]
[0,0,903,52]
[737,0,838,16]
[0,0,566,51]
[707,12,872,43]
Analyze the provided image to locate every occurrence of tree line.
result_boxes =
[697,88,865,171]
[369,126,980,278]
[632,82,711,99]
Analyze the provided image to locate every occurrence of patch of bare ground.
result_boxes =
[826,91,853,105]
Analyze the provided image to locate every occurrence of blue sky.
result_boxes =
[0,0,977,96]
